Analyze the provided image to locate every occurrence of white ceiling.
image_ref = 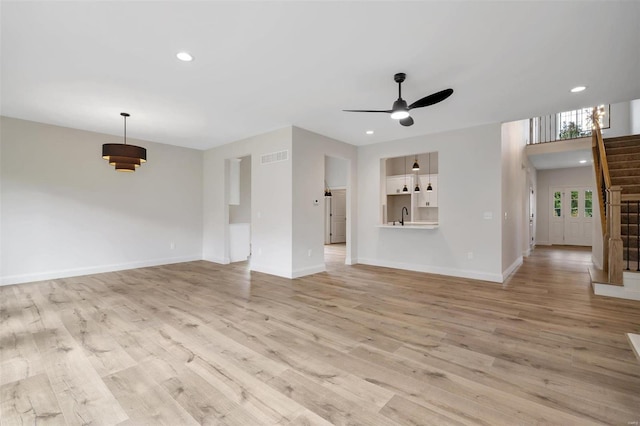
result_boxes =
[2,1,639,150]
[528,149,593,170]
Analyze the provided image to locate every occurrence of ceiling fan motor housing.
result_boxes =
[394,73,406,83]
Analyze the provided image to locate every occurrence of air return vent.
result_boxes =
[260,150,289,165]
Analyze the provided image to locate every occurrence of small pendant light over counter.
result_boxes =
[426,152,433,192]
[102,113,147,172]
[412,155,420,171]
[402,156,409,192]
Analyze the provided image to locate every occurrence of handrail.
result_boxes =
[594,117,611,189]
[592,111,609,237]
[591,107,624,284]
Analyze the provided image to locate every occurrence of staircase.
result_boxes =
[605,134,640,270]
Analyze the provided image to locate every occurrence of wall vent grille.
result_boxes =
[260,150,289,165]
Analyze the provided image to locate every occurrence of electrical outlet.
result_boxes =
[467,251,474,260]
[170,242,175,250]
[308,249,312,257]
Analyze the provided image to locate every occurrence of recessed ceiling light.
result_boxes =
[366,130,374,135]
[579,160,587,163]
[176,52,193,62]
[571,86,586,93]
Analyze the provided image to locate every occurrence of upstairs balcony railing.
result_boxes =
[528,105,610,144]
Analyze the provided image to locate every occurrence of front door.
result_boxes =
[549,187,593,246]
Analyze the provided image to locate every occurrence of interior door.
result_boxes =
[549,187,565,245]
[549,186,593,246]
[330,189,346,244]
[565,188,593,246]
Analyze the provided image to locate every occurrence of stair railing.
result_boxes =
[592,109,623,284]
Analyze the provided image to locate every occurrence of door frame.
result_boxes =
[549,185,593,246]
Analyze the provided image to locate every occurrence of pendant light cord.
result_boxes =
[123,115,127,145]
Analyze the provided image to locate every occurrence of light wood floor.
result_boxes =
[2,246,640,425]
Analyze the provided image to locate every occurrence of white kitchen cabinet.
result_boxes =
[386,175,412,195]
[417,174,438,207]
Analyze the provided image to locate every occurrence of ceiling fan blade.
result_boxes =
[400,116,414,127]
[343,109,393,113]
[408,88,454,110]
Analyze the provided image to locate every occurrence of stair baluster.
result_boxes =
[626,200,630,271]
[607,187,624,284]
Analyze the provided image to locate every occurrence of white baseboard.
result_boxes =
[627,333,640,362]
[345,256,356,265]
[623,271,640,291]
[593,283,640,301]
[536,240,550,246]
[291,264,326,279]
[250,263,293,279]
[357,257,503,283]
[0,255,203,286]
[502,256,523,280]
[203,256,230,265]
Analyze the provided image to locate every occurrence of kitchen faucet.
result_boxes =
[401,206,409,226]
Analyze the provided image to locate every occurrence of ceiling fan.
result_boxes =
[343,73,453,127]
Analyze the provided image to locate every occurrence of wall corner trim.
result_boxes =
[502,256,523,281]
[291,264,326,279]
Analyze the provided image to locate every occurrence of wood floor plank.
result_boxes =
[103,365,198,426]
[1,245,639,425]
[0,373,65,425]
[0,286,45,387]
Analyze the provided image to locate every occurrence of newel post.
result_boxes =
[607,186,623,284]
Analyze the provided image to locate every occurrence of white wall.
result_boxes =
[501,120,528,277]
[535,166,595,245]
[602,101,631,138]
[202,126,356,279]
[358,123,504,282]
[631,99,640,135]
[325,156,348,189]
[202,127,293,276]
[292,127,357,276]
[1,116,203,285]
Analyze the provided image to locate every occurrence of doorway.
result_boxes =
[228,155,252,262]
[327,189,346,244]
[324,155,348,266]
[549,186,593,246]
[529,186,535,251]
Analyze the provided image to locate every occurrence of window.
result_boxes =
[571,191,579,217]
[558,105,610,140]
[585,190,593,218]
[554,191,562,217]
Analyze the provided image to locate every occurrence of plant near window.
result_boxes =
[558,121,589,140]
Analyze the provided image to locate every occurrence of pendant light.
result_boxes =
[426,152,433,192]
[102,112,147,172]
[412,155,420,171]
[402,156,408,192]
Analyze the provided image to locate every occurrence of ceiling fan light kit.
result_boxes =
[343,72,453,127]
[102,113,147,172]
